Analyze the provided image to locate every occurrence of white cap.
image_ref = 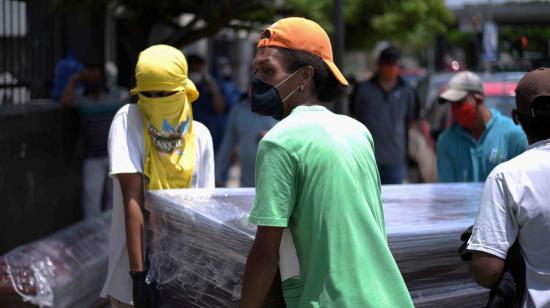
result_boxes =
[439,71,484,104]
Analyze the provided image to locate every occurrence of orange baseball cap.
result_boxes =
[257,17,348,86]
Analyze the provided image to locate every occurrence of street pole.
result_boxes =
[333,0,345,114]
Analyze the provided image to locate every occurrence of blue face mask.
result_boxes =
[250,69,303,120]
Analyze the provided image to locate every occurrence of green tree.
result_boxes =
[55,0,453,87]
[57,0,452,50]
[56,0,276,50]
[286,0,454,50]
[54,0,277,86]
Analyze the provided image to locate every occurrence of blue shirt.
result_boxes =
[437,109,528,182]
[192,80,221,149]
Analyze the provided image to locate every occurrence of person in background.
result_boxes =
[468,68,550,307]
[216,56,242,111]
[353,47,418,184]
[100,45,214,308]
[436,71,527,182]
[213,56,244,166]
[346,74,358,118]
[52,49,83,101]
[187,54,226,152]
[215,89,278,187]
[61,59,129,219]
[240,17,413,308]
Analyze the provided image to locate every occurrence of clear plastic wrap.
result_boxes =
[383,183,489,307]
[1,211,111,308]
[146,183,489,307]
[146,188,261,308]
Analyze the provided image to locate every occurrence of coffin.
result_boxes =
[0,212,111,308]
[146,183,489,307]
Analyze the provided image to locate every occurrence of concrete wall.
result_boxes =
[0,102,83,254]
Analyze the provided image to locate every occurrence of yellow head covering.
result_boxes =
[133,45,198,190]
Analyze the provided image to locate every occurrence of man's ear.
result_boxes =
[473,93,484,104]
[301,65,315,83]
[512,109,520,125]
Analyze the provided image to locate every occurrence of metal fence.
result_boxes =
[1,0,58,106]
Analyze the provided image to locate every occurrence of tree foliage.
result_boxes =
[56,0,453,50]
[285,0,454,50]
[55,0,276,48]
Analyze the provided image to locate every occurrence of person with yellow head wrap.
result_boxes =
[101,45,214,308]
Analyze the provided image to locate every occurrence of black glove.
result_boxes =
[130,270,158,308]
[458,225,474,262]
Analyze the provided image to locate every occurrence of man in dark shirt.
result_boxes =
[353,47,418,184]
[61,61,128,219]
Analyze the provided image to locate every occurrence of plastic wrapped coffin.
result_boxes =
[146,189,267,308]
[146,183,490,307]
[384,183,489,307]
[0,211,111,308]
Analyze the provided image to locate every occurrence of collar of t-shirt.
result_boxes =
[291,105,328,114]
[528,138,550,150]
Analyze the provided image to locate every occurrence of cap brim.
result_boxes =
[439,88,468,104]
[324,59,348,86]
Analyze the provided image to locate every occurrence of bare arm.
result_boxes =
[60,73,81,107]
[240,226,284,308]
[117,173,145,272]
[470,251,505,288]
[205,74,225,114]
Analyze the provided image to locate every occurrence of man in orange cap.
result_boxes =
[241,17,413,308]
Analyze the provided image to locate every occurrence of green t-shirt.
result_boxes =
[249,105,413,307]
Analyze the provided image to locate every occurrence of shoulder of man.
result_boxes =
[492,112,526,137]
[109,104,145,145]
[367,76,380,85]
[397,76,417,94]
[193,120,211,139]
[112,103,132,119]
[353,81,375,102]
[356,78,377,90]
[437,125,461,147]
[498,154,523,172]
[337,112,369,131]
